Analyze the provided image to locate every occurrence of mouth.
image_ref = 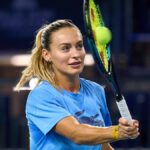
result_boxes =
[68,61,82,68]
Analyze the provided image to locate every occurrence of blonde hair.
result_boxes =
[15,19,80,91]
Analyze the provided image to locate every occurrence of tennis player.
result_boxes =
[15,19,139,150]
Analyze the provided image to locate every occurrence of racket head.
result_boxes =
[83,0,110,74]
[83,0,122,99]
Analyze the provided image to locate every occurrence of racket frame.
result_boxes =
[83,0,132,121]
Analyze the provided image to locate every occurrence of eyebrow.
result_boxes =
[59,40,83,46]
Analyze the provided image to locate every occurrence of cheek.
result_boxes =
[52,54,69,66]
[81,49,86,59]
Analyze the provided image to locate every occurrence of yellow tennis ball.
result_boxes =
[95,26,112,45]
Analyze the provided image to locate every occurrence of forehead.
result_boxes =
[51,27,82,44]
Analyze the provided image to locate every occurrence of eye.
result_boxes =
[61,45,70,52]
[76,42,83,50]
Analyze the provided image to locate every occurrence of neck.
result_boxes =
[55,75,80,93]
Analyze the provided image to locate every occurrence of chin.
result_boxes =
[70,67,84,75]
[64,65,84,76]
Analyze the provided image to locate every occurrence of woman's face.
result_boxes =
[48,27,86,78]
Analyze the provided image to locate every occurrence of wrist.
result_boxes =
[112,125,119,140]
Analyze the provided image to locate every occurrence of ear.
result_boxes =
[42,49,51,62]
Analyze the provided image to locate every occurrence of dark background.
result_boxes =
[0,0,150,149]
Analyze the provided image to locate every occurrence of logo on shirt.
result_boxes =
[74,110,104,127]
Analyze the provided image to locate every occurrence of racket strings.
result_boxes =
[89,0,110,72]
[90,0,104,27]
[100,47,109,72]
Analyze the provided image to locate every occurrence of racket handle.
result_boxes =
[116,96,132,122]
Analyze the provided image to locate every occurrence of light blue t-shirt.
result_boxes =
[26,78,112,150]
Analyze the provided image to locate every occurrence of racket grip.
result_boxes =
[116,97,132,122]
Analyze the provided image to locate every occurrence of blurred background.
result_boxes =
[0,0,150,149]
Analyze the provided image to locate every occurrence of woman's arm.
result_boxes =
[102,143,114,150]
[54,116,139,145]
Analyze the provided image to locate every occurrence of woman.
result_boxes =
[15,19,139,150]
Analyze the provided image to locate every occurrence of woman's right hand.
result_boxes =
[118,117,140,140]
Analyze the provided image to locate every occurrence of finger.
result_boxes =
[119,124,139,134]
[118,127,140,140]
[126,128,140,136]
[130,120,139,127]
[118,123,132,132]
[119,121,139,132]
[118,129,131,140]
[120,128,139,138]
[129,132,140,139]
[119,118,129,126]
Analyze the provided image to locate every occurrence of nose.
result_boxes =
[71,47,81,58]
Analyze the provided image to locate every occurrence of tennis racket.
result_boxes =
[83,0,132,122]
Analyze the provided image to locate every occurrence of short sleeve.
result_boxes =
[26,87,71,135]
